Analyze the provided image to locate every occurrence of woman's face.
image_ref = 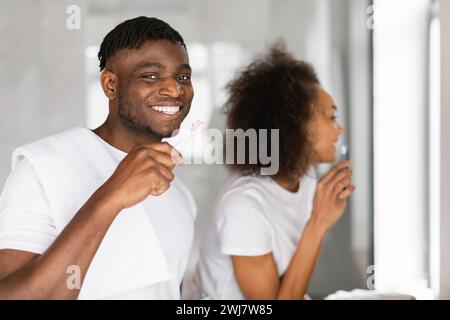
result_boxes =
[309,85,345,163]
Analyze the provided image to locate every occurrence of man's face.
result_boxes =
[109,40,194,138]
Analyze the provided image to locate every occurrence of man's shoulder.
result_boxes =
[11,127,92,170]
[15,127,88,152]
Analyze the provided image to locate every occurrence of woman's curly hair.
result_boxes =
[225,42,320,180]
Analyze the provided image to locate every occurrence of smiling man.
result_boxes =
[0,17,196,299]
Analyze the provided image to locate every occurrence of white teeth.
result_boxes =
[151,106,180,115]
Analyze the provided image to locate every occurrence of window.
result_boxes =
[373,0,438,299]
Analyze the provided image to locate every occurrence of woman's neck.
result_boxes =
[272,176,300,193]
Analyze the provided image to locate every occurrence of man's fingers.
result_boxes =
[146,149,178,170]
[147,142,182,159]
[148,173,171,196]
[134,143,183,168]
[319,160,352,185]
[155,163,175,182]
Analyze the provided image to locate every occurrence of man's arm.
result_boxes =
[0,187,120,299]
[0,142,180,299]
[0,249,38,281]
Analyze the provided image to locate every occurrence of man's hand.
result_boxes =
[103,142,182,210]
[0,143,183,299]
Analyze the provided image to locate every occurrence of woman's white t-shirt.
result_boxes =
[183,168,317,299]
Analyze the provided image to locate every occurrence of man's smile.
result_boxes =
[146,103,184,118]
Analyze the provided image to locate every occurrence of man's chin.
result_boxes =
[148,126,181,139]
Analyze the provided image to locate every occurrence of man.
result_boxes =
[0,16,196,299]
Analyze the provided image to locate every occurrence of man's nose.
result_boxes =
[159,78,183,98]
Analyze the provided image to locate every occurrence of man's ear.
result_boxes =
[100,70,118,100]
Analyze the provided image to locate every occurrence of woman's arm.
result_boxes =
[232,160,355,300]
[232,218,325,300]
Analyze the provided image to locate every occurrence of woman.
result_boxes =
[183,44,355,300]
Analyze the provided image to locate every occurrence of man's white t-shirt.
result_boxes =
[183,169,317,300]
[0,133,196,299]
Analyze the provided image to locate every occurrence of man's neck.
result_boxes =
[92,116,161,153]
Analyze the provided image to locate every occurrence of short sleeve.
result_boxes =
[0,158,58,254]
[216,191,273,256]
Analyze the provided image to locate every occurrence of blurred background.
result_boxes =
[0,0,449,299]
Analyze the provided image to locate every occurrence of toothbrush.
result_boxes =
[163,120,205,165]
[340,144,352,190]
[341,144,349,161]
[173,120,205,148]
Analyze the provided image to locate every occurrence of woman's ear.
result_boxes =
[100,70,118,100]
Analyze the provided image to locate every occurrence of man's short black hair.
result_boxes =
[97,16,186,71]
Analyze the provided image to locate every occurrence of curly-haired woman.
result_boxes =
[183,44,355,300]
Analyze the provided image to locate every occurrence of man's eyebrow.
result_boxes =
[134,62,164,71]
[179,63,192,72]
[134,62,192,72]
[332,105,338,111]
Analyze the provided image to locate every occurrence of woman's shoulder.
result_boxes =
[212,174,272,218]
[222,174,271,199]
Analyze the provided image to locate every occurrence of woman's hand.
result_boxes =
[310,160,355,233]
